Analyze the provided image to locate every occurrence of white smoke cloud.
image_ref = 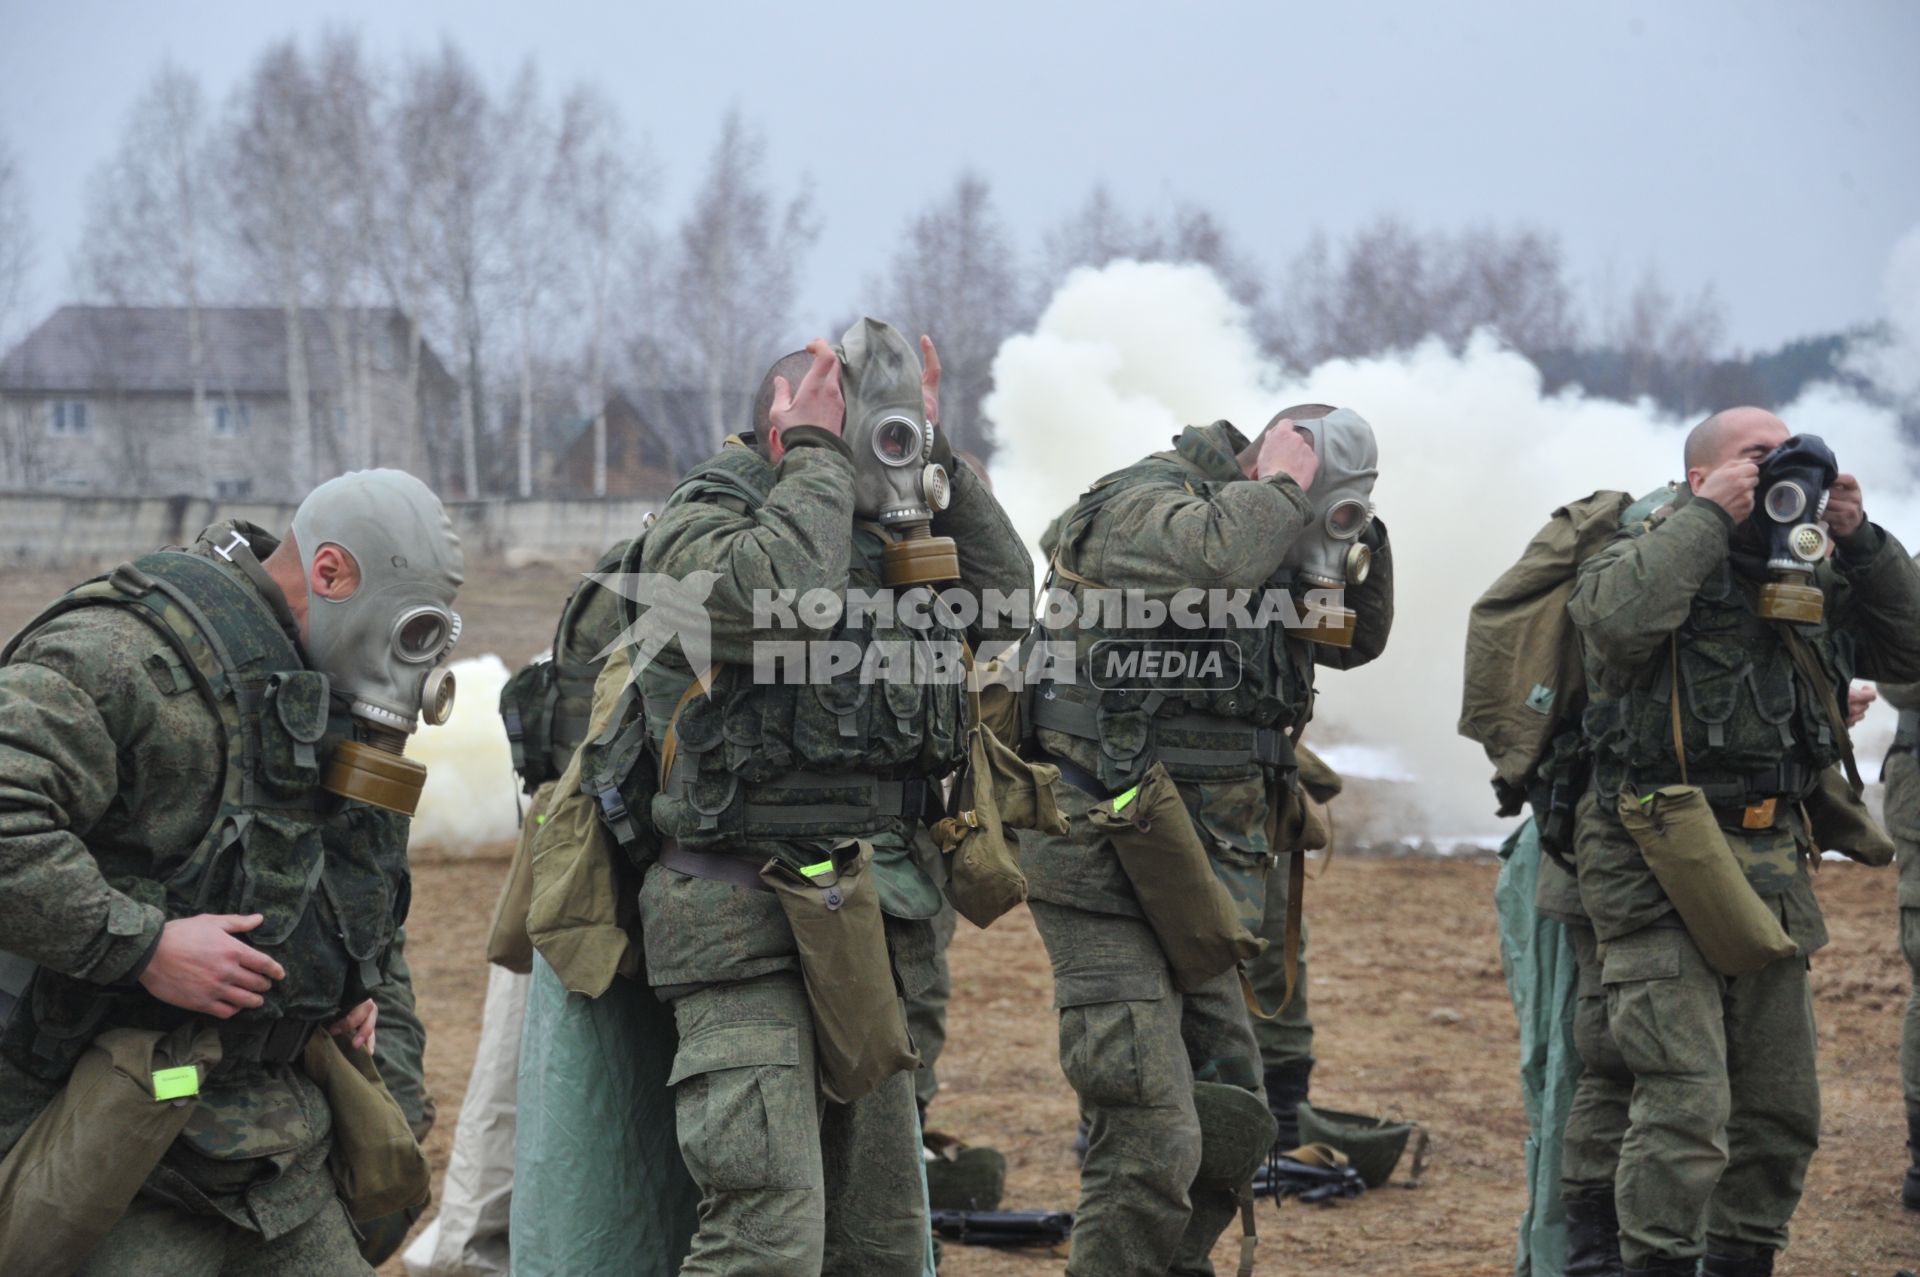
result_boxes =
[987,252,1920,839]
[409,653,521,851]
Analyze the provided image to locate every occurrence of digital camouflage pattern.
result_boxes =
[1568,487,1920,1265]
[1020,422,1393,1275]
[0,525,414,1255]
[1878,672,1920,1114]
[75,1192,370,1276]
[636,431,1030,1275]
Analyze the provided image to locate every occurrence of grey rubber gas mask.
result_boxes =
[1279,408,1378,648]
[291,469,464,814]
[836,317,958,586]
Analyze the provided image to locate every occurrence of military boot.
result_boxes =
[1263,1056,1314,1151]
[1622,1260,1697,1277]
[1563,1185,1624,1277]
[1905,1103,1920,1211]
[1701,1252,1772,1276]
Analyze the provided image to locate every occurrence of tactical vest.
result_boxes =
[586,444,969,860]
[1584,522,1854,807]
[1030,433,1313,793]
[500,538,633,791]
[0,548,408,1080]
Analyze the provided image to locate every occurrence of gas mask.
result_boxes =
[1751,433,1838,623]
[291,469,465,815]
[836,317,958,587]
[1279,408,1379,648]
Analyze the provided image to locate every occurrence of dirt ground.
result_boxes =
[385,851,1920,1277]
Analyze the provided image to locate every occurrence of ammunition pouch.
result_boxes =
[1086,761,1265,992]
[1526,731,1590,874]
[1802,764,1896,866]
[758,841,918,1105]
[1615,785,1799,976]
[929,705,1066,930]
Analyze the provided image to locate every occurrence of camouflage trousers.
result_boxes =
[361,926,435,1266]
[1247,856,1311,1068]
[1899,839,1920,1109]
[1029,900,1264,1277]
[666,970,928,1277]
[1559,922,1630,1193]
[1603,923,1819,1266]
[76,1193,367,1276]
[905,901,957,1114]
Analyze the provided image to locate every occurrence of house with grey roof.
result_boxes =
[0,305,459,500]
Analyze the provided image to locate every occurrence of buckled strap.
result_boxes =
[219,1017,318,1065]
[659,839,773,893]
[1032,688,1293,772]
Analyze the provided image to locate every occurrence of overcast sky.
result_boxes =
[3,0,1915,353]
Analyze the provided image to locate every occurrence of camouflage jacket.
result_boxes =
[0,524,408,1238]
[1022,420,1394,922]
[1568,487,1920,942]
[636,428,1033,989]
[1875,554,1920,905]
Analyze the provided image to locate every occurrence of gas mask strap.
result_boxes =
[1777,625,1863,794]
[218,529,302,645]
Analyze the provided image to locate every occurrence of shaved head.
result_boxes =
[1684,406,1790,477]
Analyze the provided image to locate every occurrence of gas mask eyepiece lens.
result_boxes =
[393,607,457,663]
[872,416,926,468]
[1325,499,1370,540]
[1763,482,1808,524]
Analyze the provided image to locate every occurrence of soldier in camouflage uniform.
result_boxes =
[1023,408,1393,1276]
[632,334,1030,1276]
[358,927,436,1265]
[0,469,463,1275]
[1567,408,1920,1276]
[1875,618,1920,1211]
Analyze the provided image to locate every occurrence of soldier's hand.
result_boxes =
[329,998,378,1055]
[1823,474,1864,539]
[1696,458,1760,524]
[138,913,285,1018]
[920,335,942,425]
[1847,681,1877,725]
[770,338,845,440]
[1256,421,1319,490]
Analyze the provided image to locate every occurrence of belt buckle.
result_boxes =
[1741,797,1778,830]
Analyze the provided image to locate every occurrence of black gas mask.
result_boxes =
[1751,433,1837,623]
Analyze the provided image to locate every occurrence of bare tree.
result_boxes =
[75,64,221,483]
[552,85,646,498]
[876,171,1026,456]
[1601,266,1727,412]
[1041,185,1267,315]
[0,135,31,354]
[668,109,817,452]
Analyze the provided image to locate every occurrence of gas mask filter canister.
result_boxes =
[1278,408,1379,649]
[835,317,959,587]
[1751,434,1837,624]
[291,469,465,815]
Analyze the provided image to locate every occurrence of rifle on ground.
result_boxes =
[930,1209,1074,1247]
[1251,1154,1366,1204]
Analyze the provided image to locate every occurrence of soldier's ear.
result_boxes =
[310,543,362,602]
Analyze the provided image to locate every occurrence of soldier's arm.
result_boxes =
[1083,473,1314,592]
[934,457,1034,646]
[1833,527,1920,683]
[644,430,857,657]
[0,615,169,984]
[1316,517,1394,671]
[1878,677,1920,712]
[1567,499,1733,671]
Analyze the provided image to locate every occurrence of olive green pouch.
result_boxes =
[1801,765,1895,866]
[487,780,556,972]
[1296,1102,1427,1189]
[759,841,919,1104]
[931,717,1067,929]
[0,1022,222,1277]
[1088,761,1265,992]
[300,1030,431,1222]
[1616,785,1798,976]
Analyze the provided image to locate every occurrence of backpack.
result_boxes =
[1459,486,1673,858]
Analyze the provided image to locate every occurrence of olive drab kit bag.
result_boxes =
[1459,488,1670,861]
[0,538,415,1260]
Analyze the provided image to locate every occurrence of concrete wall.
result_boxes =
[0,492,661,569]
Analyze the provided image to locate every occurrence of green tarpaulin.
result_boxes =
[1495,818,1581,1277]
